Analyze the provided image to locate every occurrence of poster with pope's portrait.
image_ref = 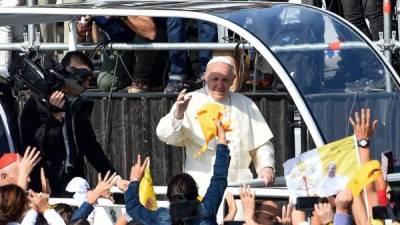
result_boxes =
[284,136,359,200]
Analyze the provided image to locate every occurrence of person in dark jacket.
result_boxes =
[20,51,122,197]
[124,120,230,225]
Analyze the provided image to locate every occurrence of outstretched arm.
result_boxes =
[156,89,191,146]
[349,108,380,215]
[124,155,164,225]
[202,121,230,216]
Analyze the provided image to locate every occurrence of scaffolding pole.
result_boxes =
[0,41,374,52]
[27,0,37,45]
[383,0,393,91]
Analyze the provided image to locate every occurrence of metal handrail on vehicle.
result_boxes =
[0,41,377,52]
[49,183,289,225]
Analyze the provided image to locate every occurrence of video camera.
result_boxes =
[295,196,329,215]
[10,51,84,101]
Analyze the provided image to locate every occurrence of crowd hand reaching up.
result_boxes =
[87,171,117,204]
[277,203,293,225]
[292,209,307,225]
[40,167,51,196]
[174,89,192,120]
[116,178,130,192]
[349,108,378,141]
[130,154,149,182]
[313,203,334,225]
[224,192,237,221]
[335,189,353,214]
[28,190,50,214]
[215,120,227,145]
[17,146,41,190]
[349,108,377,164]
[49,91,66,122]
[240,184,256,224]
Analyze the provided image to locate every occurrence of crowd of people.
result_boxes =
[0,50,397,225]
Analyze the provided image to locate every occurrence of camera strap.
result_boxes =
[62,107,77,174]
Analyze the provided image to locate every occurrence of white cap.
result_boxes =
[206,56,235,68]
[66,177,90,193]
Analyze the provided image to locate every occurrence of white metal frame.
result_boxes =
[0,5,325,146]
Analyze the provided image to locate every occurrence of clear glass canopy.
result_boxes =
[218,4,400,159]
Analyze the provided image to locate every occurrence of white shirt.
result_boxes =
[157,89,275,193]
[19,209,66,225]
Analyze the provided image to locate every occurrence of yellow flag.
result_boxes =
[347,160,381,196]
[139,162,157,211]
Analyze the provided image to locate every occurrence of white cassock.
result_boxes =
[156,88,275,194]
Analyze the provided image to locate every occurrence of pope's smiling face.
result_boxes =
[204,62,234,101]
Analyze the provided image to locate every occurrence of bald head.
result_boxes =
[0,162,19,186]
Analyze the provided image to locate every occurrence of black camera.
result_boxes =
[295,196,329,214]
[372,205,400,221]
[11,52,84,101]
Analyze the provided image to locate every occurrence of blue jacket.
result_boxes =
[124,144,230,225]
[71,201,94,222]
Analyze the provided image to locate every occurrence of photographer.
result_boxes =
[20,51,126,197]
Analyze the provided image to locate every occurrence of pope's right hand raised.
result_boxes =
[174,89,192,120]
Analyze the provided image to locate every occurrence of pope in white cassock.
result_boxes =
[156,56,275,194]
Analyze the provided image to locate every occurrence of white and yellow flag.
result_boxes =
[284,136,359,199]
[139,161,158,211]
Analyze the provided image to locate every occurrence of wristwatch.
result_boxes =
[357,138,370,148]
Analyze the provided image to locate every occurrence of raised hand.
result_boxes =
[87,171,117,204]
[174,89,192,120]
[224,192,237,221]
[17,146,41,190]
[215,120,226,145]
[277,203,293,225]
[130,154,149,182]
[349,108,378,141]
[40,167,51,196]
[28,190,50,214]
[313,203,333,225]
[116,178,130,192]
[240,184,256,223]
[49,91,65,122]
[335,189,353,214]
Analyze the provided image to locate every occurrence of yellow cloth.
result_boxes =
[347,160,381,196]
[371,219,384,225]
[139,165,158,211]
[195,102,230,157]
